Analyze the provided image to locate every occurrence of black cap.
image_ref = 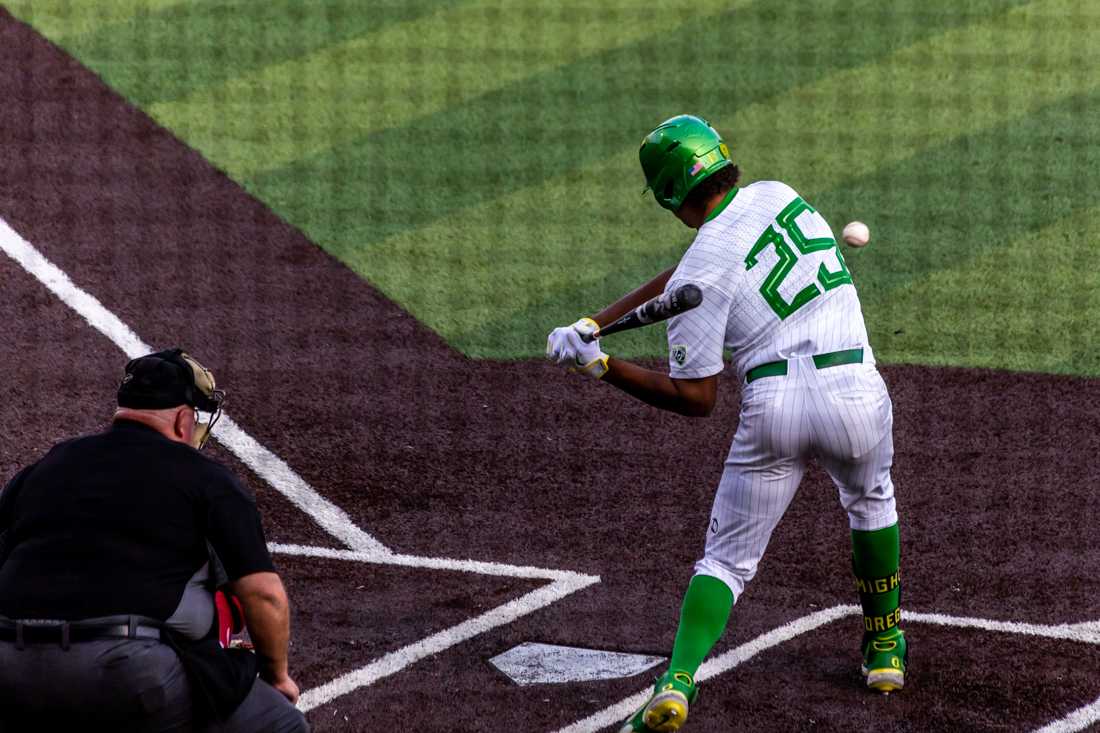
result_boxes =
[117,349,223,412]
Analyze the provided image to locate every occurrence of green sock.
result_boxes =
[851,524,901,637]
[667,575,734,677]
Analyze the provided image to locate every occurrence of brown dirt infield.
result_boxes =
[2,10,1100,731]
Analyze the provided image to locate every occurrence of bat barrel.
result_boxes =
[586,282,704,342]
[675,283,703,309]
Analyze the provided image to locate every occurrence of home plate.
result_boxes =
[489,643,665,685]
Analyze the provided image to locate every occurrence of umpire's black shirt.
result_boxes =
[0,419,274,620]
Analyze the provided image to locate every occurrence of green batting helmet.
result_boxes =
[639,115,734,211]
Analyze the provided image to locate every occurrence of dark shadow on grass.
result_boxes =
[456,87,1100,360]
[51,0,467,106]
[248,0,1032,256]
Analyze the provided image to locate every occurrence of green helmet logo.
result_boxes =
[639,114,733,211]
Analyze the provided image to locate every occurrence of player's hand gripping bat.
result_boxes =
[580,283,703,343]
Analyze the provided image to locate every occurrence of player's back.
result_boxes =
[668,180,872,381]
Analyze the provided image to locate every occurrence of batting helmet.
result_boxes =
[639,115,734,211]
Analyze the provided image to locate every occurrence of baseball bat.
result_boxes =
[581,283,703,342]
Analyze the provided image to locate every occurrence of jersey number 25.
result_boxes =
[744,196,853,320]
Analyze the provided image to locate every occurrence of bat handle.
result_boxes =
[579,328,600,344]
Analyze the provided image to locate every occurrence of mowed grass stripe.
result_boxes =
[876,203,1100,376]
[251,0,1027,254]
[14,0,1092,374]
[13,0,464,108]
[475,87,1100,364]
[839,88,1100,376]
[243,0,1005,358]
[4,0,188,41]
[321,0,1092,360]
[724,0,1100,197]
[149,0,749,181]
[344,166,688,360]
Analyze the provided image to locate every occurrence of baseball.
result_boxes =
[842,221,870,247]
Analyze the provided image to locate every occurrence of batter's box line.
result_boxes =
[296,572,599,711]
[555,605,1100,733]
[266,544,600,711]
[0,216,601,711]
[268,543,598,584]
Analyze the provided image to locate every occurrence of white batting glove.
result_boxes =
[546,318,600,365]
[546,317,597,360]
[545,318,609,379]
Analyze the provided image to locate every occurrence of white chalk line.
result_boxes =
[216,419,389,556]
[16,213,1092,732]
[0,217,389,557]
[0,219,149,358]
[0,216,600,709]
[556,605,1100,733]
[554,604,857,733]
[299,572,600,711]
[906,610,1100,646]
[1034,697,1100,733]
[910,611,1100,733]
[269,543,598,584]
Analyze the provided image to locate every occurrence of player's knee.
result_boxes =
[846,495,897,531]
[693,558,749,600]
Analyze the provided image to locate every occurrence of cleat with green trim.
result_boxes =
[861,628,907,693]
[618,670,698,733]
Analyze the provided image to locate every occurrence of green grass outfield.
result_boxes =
[8,0,1100,375]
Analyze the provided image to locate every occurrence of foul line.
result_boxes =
[1035,698,1100,733]
[0,216,599,711]
[216,418,391,555]
[16,212,1094,732]
[557,605,1100,733]
[269,543,595,583]
[905,610,1100,645]
[554,604,857,733]
[0,217,389,556]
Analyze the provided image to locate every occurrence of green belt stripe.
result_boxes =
[745,348,864,384]
[745,361,788,383]
[813,348,864,370]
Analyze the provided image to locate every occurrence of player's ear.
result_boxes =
[173,405,193,443]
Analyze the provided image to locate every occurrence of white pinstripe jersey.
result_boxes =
[665,180,873,381]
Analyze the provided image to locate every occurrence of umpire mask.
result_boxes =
[117,349,226,450]
[181,353,225,449]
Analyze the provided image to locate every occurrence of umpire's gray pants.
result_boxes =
[0,638,309,733]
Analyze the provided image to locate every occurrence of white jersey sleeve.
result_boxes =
[665,276,733,379]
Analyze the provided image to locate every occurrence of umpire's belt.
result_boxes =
[745,348,864,384]
[0,615,164,649]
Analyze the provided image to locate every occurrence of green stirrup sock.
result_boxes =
[851,524,901,636]
[667,575,734,677]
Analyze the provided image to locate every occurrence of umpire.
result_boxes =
[0,349,309,733]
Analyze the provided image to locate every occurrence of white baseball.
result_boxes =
[842,221,870,248]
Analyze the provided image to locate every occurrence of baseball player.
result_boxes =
[547,115,905,732]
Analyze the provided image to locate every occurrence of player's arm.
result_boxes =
[548,279,729,415]
[600,276,729,416]
[603,360,718,417]
[591,267,676,329]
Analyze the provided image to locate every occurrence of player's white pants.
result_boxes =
[694,357,897,601]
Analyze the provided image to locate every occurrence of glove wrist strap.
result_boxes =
[581,354,609,379]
